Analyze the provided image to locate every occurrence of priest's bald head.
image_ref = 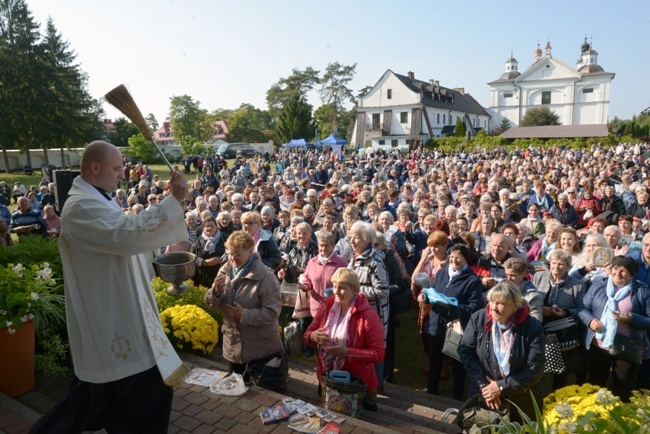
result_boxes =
[81,141,124,193]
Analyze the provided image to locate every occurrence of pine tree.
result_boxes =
[455,116,467,137]
[0,0,43,170]
[275,94,313,143]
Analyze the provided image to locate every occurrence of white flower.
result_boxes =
[558,422,578,433]
[36,267,52,280]
[30,292,39,300]
[42,262,50,268]
[6,326,16,334]
[5,321,12,328]
[11,264,24,277]
[596,388,616,405]
[20,315,30,322]
[637,408,650,423]
[0,309,6,315]
[468,426,482,434]
[555,402,574,419]
[27,314,34,320]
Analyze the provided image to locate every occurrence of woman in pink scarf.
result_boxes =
[305,268,385,411]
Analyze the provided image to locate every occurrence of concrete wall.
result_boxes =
[0,148,84,171]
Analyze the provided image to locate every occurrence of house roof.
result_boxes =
[500,124,609,139]
[391,71,490,117]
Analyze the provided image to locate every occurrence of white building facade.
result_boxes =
[488,40,615,129]
[351,70,490,151]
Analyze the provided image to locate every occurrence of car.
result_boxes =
[215,143,257,159]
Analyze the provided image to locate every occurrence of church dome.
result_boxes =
[579,63,604,74]
[500,70,521,80]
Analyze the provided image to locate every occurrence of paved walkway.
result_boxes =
[0,352,462,434]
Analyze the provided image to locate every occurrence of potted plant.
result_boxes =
[0,262,65,396]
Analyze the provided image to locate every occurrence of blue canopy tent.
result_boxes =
[317,134,348,152]
[317,134,348,146]
[283,138,311,147]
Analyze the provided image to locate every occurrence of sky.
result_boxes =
[25,0,650,127]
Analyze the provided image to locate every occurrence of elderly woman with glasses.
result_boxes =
[239,211,282,270]
[205,231,287,392]
[459,281,545,423]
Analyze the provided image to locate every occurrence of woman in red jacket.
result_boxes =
[305,268,385,411]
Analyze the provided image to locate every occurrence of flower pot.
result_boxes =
[0,320,35,397]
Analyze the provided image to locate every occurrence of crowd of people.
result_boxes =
[14,139,650,426]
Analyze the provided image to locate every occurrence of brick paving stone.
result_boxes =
[234,398,263,413]
[171,397,191,412]
[200,399,221,411]
[269,425,294,434]
[1,409,23,429]
[195,408,223,425]
[169,409,182,423]
[339,422,356,433]
[174,387,192,398]
[193,424,219,434]
[249,418,276,433]
[172,415,203,432]
[250,393,280,407]
[185,391,210,406]
[182,403,202,417]
[218,395,240,405]
[188,385,205,393]
[213,417,237,431]
[233,410,257,424]
[228,424,261,434]
[166,425,181,434]
[214,402,242,419]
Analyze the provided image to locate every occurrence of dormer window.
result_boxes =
[387,89,392,99]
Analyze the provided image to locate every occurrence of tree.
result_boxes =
[356,85,373,100]
[124,133,160,163]
[266,67,319,120]
[520,106,561,127]
[499,117,511,132]
[177,135,206,157]
[146,113,159,132]
[319,62,356,134]
[455,117,467,137]
[227,104,273,143]
[110,118,139,148]
[40,18,100,166]
[0,0,44,170]
[314,105,354,141]
[168,95,213,143]
[275,94,313,143]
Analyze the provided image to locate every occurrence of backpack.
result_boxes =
[283,320,305,355]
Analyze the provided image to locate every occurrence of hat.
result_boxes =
[611,256,638,276]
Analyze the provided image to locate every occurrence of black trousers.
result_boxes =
[427,334,466,401]
[587,345,639,402]
[29,366,172,434]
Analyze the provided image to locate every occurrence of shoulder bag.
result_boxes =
[442,319,463,362]
[609,334,643,365]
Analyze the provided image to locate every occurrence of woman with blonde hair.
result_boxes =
[305,268,385,411]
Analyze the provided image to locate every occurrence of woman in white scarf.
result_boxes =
[190,217,225,288]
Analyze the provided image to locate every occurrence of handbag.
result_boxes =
[544,333,567,374]
[244,352,288,393]
[442,319,463,362]
[283,320,305,355]
[292,286,311,319]
[609,334,643,365]
[320,373,367,418]
[454,393,509,432]
[544,316,581,352]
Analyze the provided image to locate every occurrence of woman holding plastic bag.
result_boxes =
[305,268,385,411]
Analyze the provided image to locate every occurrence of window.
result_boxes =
[405,139,411,144]
[450,115,453,124]
[391,139,398,148]
[443,114,446,124]
[372,113,380,129]
[503,92,513,98]
[582,88,594,94]
[542,91,551,105]
[378,139,385,145]
[437,113,440,124]
[387,89,392,99]
[400,112,408,123]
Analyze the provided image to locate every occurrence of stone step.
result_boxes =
[193,351,463,433]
